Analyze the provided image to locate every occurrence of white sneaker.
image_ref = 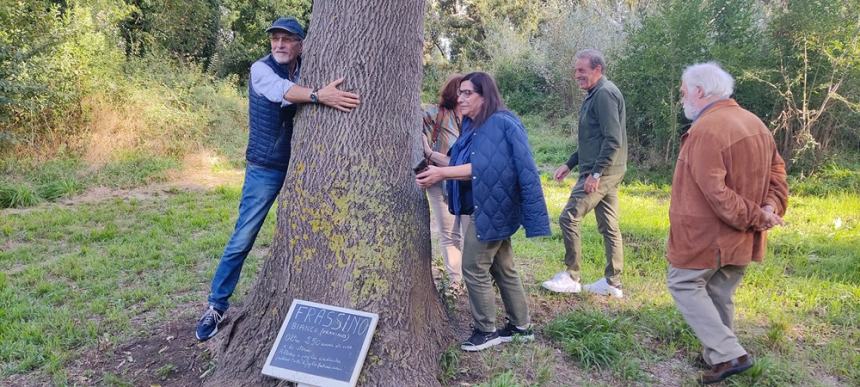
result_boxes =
[583,278,623,298]
[541,271,582,293]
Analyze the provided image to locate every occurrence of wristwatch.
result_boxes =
[309,88,319,103]
[592,172,601,179]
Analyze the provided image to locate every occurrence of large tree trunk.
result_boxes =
[210,1,452,385]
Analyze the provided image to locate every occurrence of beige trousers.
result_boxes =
[426,182,465,284]
[667,264,748,365]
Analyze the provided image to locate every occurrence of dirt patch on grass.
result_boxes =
[1,151,244,217]
[166,151,245,190]
[646,357,697,386]
[1,239,19,252]
[2,307,214,387]
[62,308,214,386]
[62,150,244,206]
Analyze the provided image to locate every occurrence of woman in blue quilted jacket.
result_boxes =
[416,71,551,352]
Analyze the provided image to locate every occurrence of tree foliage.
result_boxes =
[1,0,129,149]
[751,0,860,171]
[0,0,311,153]
[3,0,859,172]
[211,0,311,77]
[614,0,765,165]
[120,0,221,64]
[423,0,860,172]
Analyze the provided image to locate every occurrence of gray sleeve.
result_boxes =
[250,62,296,106]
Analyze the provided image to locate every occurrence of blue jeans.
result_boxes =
[208,163,286,311]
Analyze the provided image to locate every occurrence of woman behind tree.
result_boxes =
[421,74,466,294]
[416,72,551,351]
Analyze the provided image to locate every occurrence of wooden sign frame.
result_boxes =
[261,299,379,387]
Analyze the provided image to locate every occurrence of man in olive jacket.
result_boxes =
[668,62,787,384]
[542,49,628,298]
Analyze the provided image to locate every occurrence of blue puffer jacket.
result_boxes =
[451,111,551,241]
[246,54,298,171]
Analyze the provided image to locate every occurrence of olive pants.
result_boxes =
[559,173,624,286]
[462,218,530,332]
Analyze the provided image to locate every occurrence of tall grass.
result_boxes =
[1,53,247,209]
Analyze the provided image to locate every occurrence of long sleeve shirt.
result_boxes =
[667,99,789,269]
[250,61,297,107]
[565,77,628,177]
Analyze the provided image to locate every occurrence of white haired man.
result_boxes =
[668,62,788,384]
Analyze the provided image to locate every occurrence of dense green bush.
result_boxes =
[789,158,860,197]
[1,1,129,150]
[614,0,766,166]
[479,2,629,120]
[121,0,221,64]
[755,0,860,172]
[211,0,311,78]
[424,0,860,173]
[613,0,859,172]
[1,0,249,208]
[492,54,549,116]
[2,0,858,189]
[1,0,310,157]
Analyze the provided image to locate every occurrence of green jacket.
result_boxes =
[565,77,627,177]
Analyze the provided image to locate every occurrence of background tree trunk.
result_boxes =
[211,0,453,385]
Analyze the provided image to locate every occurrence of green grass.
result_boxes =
[1,130,858,384]
[0,152,180,208]
[545,311,635,370]
[89,152,180,189]
[522,114,576,168]
[477,370,522,387]
[789,157,860,197]
[445,165,860,385]
[0,182,41,208]
[0,186,276,381]
[459,178,858,386]
[439,346,460,384]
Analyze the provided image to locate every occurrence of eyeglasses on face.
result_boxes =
[271,35,302,43]
[458,89,477,97]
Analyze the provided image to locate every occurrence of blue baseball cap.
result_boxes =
[266,17,306,40]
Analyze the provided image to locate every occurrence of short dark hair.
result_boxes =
[575,48,606,72]
[438,74,463,111]
[461,72,507,127]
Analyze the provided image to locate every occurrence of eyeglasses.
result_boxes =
[458,89,477,97]
[271,35,302,43]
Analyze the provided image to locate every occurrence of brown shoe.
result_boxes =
[693,354,710,369]
[700,354,753,384]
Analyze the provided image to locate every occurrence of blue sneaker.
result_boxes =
[498,319,534,343]
[460,328,502,352]
[195,306,225,341]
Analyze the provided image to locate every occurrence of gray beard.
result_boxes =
[683,100,701,120]
[272,53,291,64]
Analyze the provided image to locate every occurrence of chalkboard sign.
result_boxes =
[261,299,379,387]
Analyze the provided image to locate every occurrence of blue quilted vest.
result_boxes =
[246,54,299,171]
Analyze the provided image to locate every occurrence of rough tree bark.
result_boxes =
[210,0,453,385]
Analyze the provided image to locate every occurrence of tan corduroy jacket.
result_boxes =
[667,99,789,269]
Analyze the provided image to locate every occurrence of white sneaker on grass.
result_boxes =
[583,278,623,298]
[541,271,582,293]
